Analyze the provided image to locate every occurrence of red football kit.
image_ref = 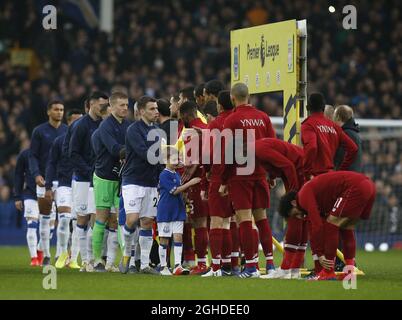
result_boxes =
[301,112,358,180]
[255,138,307,270]
[222,104,276,211]
[297,171,376,256]
[221,104,276,270]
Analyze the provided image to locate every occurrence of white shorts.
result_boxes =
[122,184,158,218]
[56,186,72,208]
[72,181,95,215]
[24,199,39,219]
[157,221,184,238]
[36,185,46,198]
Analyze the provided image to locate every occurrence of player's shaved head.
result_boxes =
[324,105,335,121]
[334,105,354,123]
[231,83,249,102]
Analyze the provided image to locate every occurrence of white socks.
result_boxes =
[57,214,71,253]
[174,242,183,266]
[87,226,93,262]
[139,229,153,269]
[106,229,118,266]
[70,219,80,262]
[123,225,135,257]
[76,224,88,263]
[26,220,38,258]
[159,244,167,267]
[39,215,51,257]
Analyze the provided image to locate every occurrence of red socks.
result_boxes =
[239,221,254,268]
[194,227,208,267]
[255,219,274,267]
[183,222,195,262]
[323,221,340,272]
[222,229,232,269]
[252,227,259,268]
[340,229,356,266]
[230,221,240,269]
[209,228,223,271]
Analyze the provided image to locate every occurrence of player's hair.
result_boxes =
[231,83,249,101]
[179,101,197,117]
[157,98,171,117]
[47,100,64,110]
[204,100,218,117]
[194,83,205,98]
[179,86,196,102]
[334,105,354,123]
[218,90,234,110]
[278,191,298,219]
[111,84,128,95]
[307,93,325,113]
[66,109,83,121]
[89,91,109,102]
[205,80,225,97]
[137,96,157,110]
[109,91,128,106]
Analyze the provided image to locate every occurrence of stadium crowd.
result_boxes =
[0,0,400,239]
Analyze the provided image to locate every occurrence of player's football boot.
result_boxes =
[303,271,318,280]
[140,266,159,275]
[189,264,209,275]
[182,260,196,270]
[94,261,106,272]
[312,269,337,281]
[238,267,260,278]
[261,268,291,279]
[42,256,51,266]
[105,264,119,273]
[119,256,130,274]
[290,268,302,279]
[160,267,172,276]
[173,264,190,275]
[55,252,69,269]
[231,266,241,276]
[67,260,81,269]
[334,257,346,272]
[128,265,138,274]
[221,268,233,276]
[30,257,40,267]
[201,269,222,277]
[37,250,44,265]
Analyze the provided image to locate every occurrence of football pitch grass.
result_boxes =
[0,246,401,300]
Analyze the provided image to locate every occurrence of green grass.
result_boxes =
[0,246,401,300]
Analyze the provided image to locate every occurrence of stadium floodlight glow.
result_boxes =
[364,243,375,252]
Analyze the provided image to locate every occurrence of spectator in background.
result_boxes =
[333,105,362,172]
[0,185,17,227]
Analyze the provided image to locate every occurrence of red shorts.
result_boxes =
[228,179,270,211]
[187,185,208,218]
[208,181,234,218]
[330,179,376,220]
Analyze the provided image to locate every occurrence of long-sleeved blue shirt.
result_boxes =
[14,149,36,201]
[68,114,102,182]
[122,119,163,187]
[45,133,73,189]
[29,122,68,178]
[92,115,131,181]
